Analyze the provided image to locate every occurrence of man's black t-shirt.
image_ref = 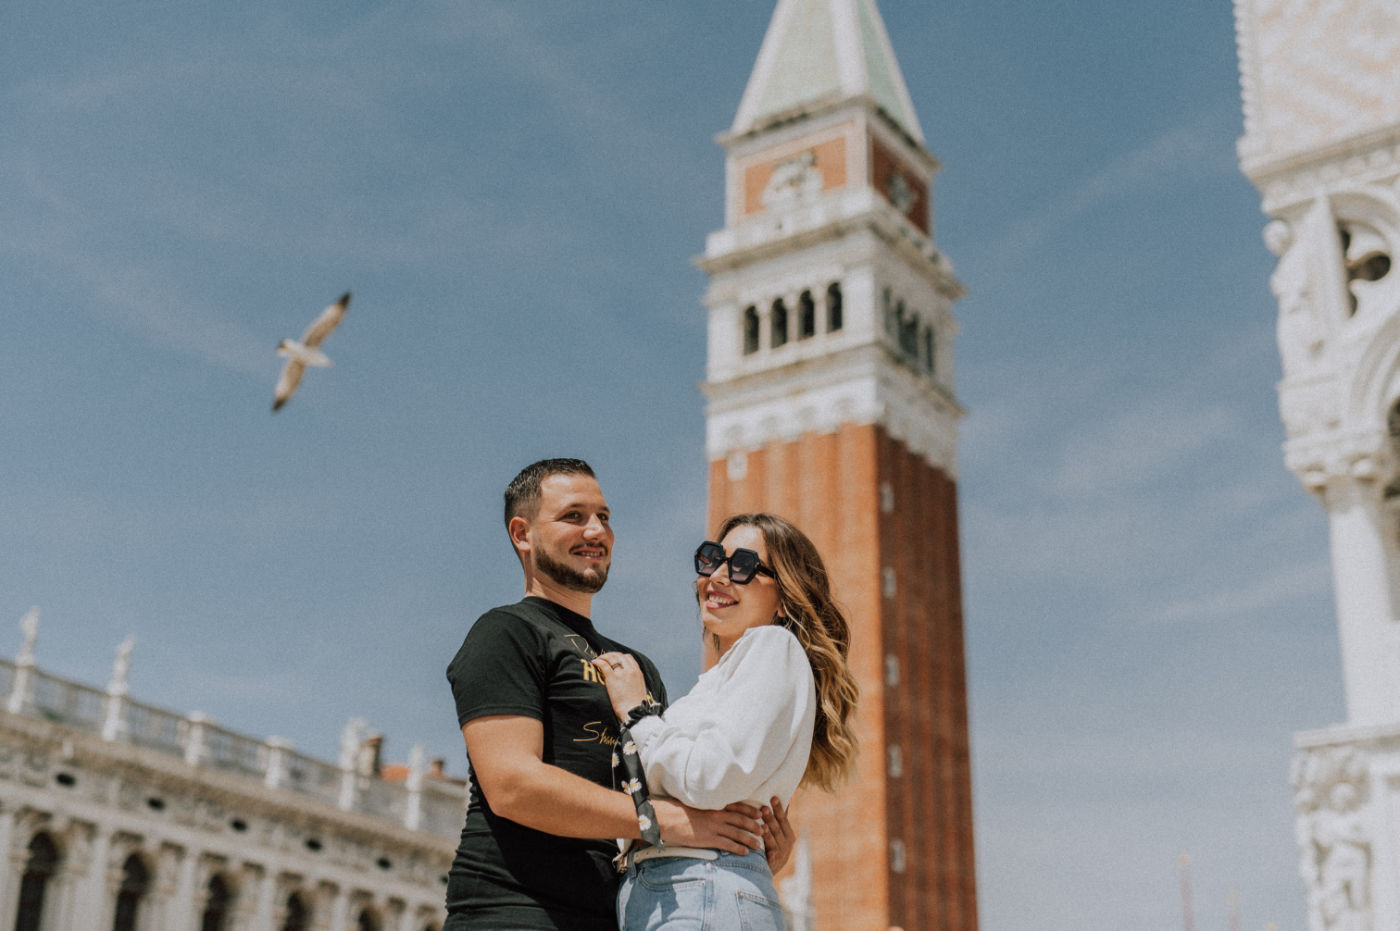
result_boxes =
[445,597,667,929]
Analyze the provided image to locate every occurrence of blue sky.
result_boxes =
[1,2,1340,928]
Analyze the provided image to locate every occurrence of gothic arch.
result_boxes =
[1345,293,1400,436]
[112,851,152,931]
[280,890,312,931]
[13,831,61,931]
[199,872,236,931]
[356,904,383,931]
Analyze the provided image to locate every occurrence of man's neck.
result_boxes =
[524,577,593,618]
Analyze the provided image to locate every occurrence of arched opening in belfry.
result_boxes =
[799,290,816,339]
[112,853,151,931]
[742,305,760,355]
[201,874,234,931]
[827,282,843,332]
[13,832,59,931]
[771,298,789,348]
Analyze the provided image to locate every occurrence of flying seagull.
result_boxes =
[272,292,350,412]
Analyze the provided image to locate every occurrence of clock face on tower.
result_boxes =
[888,170,915,214]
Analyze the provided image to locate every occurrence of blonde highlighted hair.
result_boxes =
[710,513,860,791]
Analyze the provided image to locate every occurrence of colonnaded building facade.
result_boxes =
[1234,0,1400,928]
[0,611,463,931]
[700,1,977,929]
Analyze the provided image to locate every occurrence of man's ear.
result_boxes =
[508,515,532,556]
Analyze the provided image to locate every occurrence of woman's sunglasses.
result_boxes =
[694,541,775,584]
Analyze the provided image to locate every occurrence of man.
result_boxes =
[445,459,775,929]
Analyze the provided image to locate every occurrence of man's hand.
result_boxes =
[653,799,763,854]
[761,796,796,873]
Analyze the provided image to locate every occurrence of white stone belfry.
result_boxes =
[1235,0,1400,927]
[701,0,963,474]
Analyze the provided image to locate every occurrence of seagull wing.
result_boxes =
[301,292,350,348]
[272,359,306,412]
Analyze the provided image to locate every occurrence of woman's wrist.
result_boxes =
[619,698,662,728]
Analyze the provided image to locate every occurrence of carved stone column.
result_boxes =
[249,863,278,930]
[0,804,18,926]
[68,824,110,930]
[1323,472,1400,724]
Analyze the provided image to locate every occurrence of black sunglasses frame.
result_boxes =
[694,541,775,584]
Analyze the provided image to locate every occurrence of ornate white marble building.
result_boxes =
[0,610,463,931]
[1234,1,1400,928]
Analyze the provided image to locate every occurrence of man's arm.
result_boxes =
[463,715,764,852]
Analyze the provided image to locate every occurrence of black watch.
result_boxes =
[622,699,662,728]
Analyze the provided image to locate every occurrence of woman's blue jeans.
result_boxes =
[618,847,786,930]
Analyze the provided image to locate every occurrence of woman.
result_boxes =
[592,513,860,930]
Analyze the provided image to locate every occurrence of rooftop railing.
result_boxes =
[1,657,466,840]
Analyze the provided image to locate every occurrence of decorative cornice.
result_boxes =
[698,188,961,299]
[703,343,961,475]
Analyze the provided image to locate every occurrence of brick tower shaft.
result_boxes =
[699,2,978,927]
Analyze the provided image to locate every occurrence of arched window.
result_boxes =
[771,299,789,349]
[742,306,760,355]
[201,874,234,931]
[882,288,894,336]
[798,291,816,339]
[827,282,843,332]
[112,854,150,931]
[357,907,381,931]
[923,326,936,376]
[281,892,311,931]
[14,832,60,931]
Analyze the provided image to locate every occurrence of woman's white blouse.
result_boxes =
[627,624,816,810]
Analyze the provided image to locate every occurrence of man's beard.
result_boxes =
[536,547,609,594]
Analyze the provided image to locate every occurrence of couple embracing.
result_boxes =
[445,458,859,930]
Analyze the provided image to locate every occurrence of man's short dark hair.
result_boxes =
[504,458,596,528]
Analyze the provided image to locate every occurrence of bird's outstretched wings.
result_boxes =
[271,292,351,412]
[272,360,305,412]
[302,292,350,347]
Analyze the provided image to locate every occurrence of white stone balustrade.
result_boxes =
[0,656,463,838]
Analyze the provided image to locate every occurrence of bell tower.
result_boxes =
[1235,0,1400,927]
[698,1,977,928]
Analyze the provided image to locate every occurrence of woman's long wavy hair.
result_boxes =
[706,513,860,792]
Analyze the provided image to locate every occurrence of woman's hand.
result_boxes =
[760,795,797,873]
[591,652,649,721]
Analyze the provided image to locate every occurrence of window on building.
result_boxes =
[883,289,894,336]
[742,306,760,355]
[201,875,233,931]
[923,326,936,376]
[798,290,816,339]
[827,282,843,332]
[14,832,59,931]
[771,299,789,349]
[112,854,150,931]
[357,908,382,931]
[281,892,311,931]
[899,309,919,363]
